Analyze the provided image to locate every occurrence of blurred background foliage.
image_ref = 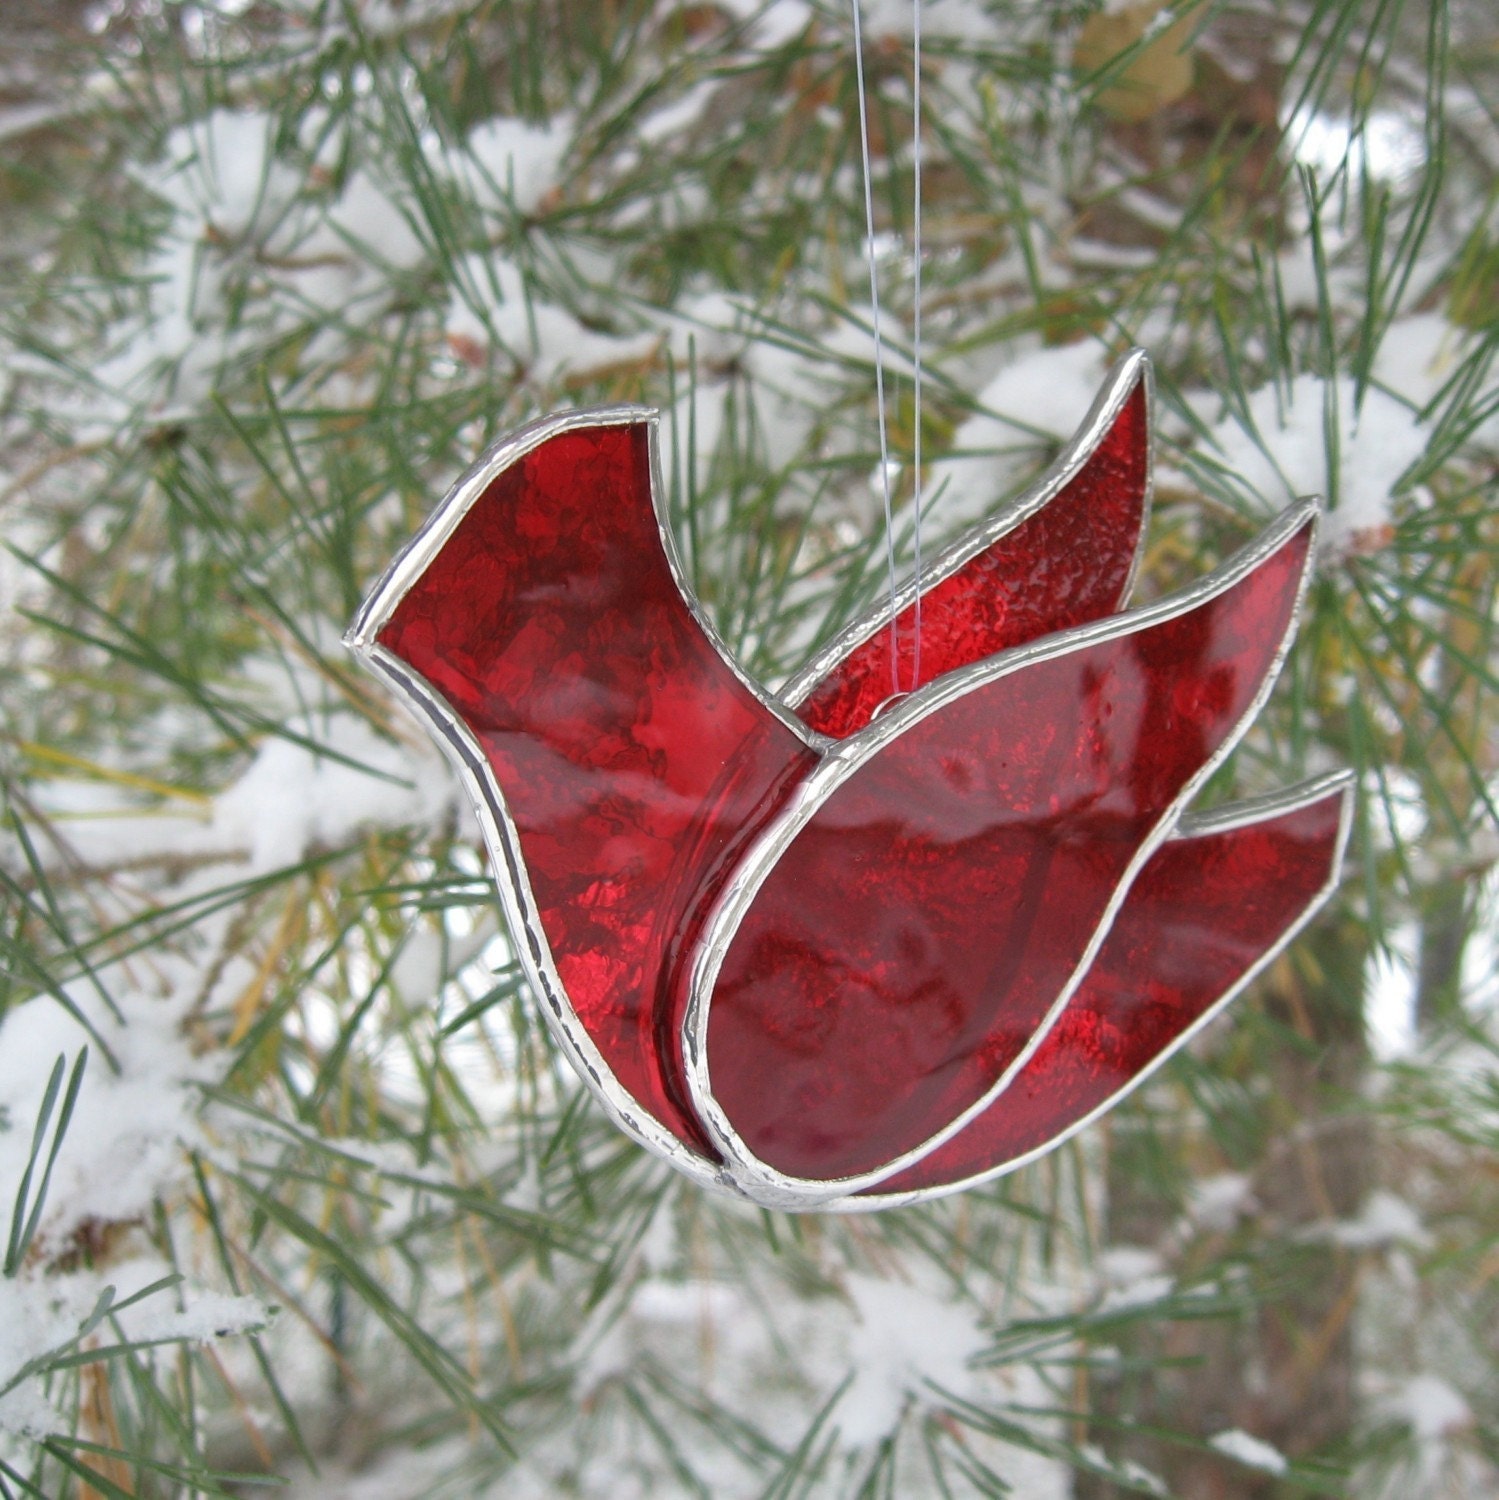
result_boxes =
[0,1,1496,1496]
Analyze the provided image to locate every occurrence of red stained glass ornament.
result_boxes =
[347,350,1351,1211]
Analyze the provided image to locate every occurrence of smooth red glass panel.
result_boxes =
[797,381,1149,739]
[703,519,1313,1182]
[378,424,814,1154]
[865,788,1346,1196]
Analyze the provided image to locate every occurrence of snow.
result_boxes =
[0,697,459,1438]
[21,713,458,879]
[444,254,658,382]
[214,712,456,875]
[1095,1244,1174,1311]
[839,1273,986,1445]
[0,991,210,1253]
[1285,105,1428,187]
[36,105,356,433]
[274,1438,474,1500]
[1079,1444,1168,1496]
[59,231,226,435]
[637,81,719,147]
[0,1256,268,1438]
[449,116,574,218]
[140,109,302,242]
[1115,1457,1168,1495]
[1202,372,1429,560]
[0,1379,57,1443]
[657,290,757,366]
[1379,1374,1472,1442]
[1374,314,1468,410]
[1361,1372,1489,1498]
[1372,314,1499,451]
[855,0,1001,41]
[757,1,816,47]
[1209,1428,1289,1475]
[1366,924,1421,1060]
[968,341,1113,441]
[315,172,428,270]
[715,0,813,47]
[388,927,447,1009]
[1303,1189,1433,1251]
[31,94,586,441]
[714,0,1002,55]
[1186,1172,1255,1232]
[574,1267,990,1442]
[559,1259,1068,1493]
[927,339,1113,529]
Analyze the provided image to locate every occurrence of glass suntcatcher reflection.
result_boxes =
[346,350,1352,1211]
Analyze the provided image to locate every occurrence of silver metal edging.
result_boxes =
[778,347,1155,710]
[682,498,1324,1210]
[1172,768,1355,838]
[826,771,1356,1211]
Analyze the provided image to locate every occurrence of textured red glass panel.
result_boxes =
[798,381,1149,739]
[703,518,1312,1182]
[378,424,815,1153]
[865,789,1346,1196]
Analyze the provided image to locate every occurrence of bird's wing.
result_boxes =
[688,504,1316,1199]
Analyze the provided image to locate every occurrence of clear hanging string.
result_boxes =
[850,0,925,700]
[910,0,924,694]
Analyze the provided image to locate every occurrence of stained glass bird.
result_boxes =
[347,350,1350,1210]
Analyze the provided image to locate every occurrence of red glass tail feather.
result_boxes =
[861,779,1351,1199]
